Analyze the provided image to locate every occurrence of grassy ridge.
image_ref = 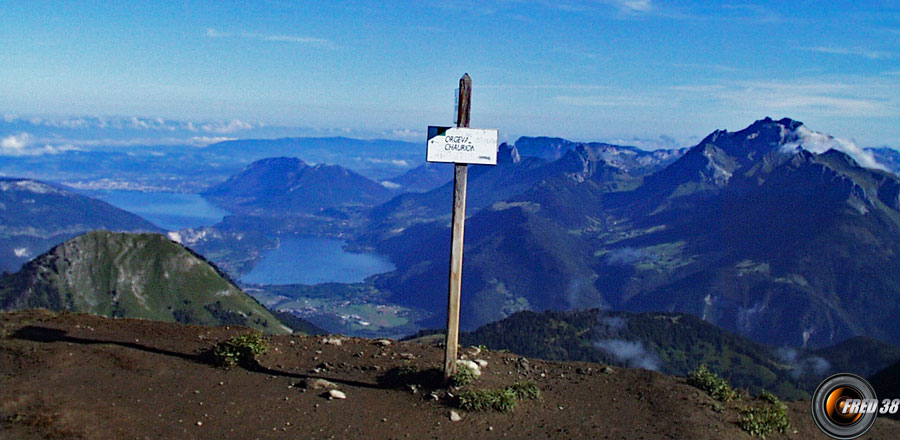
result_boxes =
[0,231,291,334]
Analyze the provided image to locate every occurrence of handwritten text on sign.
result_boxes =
[426,126,498,165]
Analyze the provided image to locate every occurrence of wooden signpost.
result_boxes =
[426,74,499,379]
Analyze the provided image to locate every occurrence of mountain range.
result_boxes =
[364,118,900,350]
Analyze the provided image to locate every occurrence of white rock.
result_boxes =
[328,390,346,400]
[374,339,392,346]
[456,359,482,377]
[321,337,342,346]
[474,359,488,369]
[450,410,462,422]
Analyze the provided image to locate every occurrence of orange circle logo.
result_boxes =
[811,373,878,439]
[824,386,863,426]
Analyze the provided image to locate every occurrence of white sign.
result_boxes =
[426,126,498,165]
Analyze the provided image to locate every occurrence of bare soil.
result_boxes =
[1,310,898,439]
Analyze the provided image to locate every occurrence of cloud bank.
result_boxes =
[0,133,79,156]
[783,125,888,171]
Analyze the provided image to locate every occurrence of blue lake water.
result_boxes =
[241,236,396,285]
[82,190,229,231]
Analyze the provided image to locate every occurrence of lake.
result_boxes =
[241,236,396,285]
[81,190,229,231]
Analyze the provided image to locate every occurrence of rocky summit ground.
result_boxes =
[1,310,898,440]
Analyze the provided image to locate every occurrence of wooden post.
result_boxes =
[444,73,471,379]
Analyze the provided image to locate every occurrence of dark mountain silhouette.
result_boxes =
[202,157,393,216]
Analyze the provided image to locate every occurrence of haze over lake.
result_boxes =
[79,190,230,231]
[241,236,396,285]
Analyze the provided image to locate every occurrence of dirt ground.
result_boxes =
[1,310,898,440]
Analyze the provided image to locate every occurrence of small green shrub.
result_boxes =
[458,382,542,412]
[739,391,790,438]
[508,381,542,400]
[212,332,267,368]
[459,388,518,412]
[688,364,739,402]
[450,365,477,387]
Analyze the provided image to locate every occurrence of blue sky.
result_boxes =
[1,1,899,148]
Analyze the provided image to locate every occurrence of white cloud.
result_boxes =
[380,181,403,190]
[0,132,79,156]
[555,94,654,107]
[385,128,424,140]
[205,28,231,38]
[602,0,652,13]
[782,125,888,171]
[672,78,897,118]
[801,46,892,60]
[364,158,410,167]
[593,339,660,370]
[189,136,236,146]
[1,133,32,152]
[256,33,331,44]
[200,119,254,134]
[205,28,333,46]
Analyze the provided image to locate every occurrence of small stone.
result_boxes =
[196,421,203,426]
[327,389,346,400]
[602,366,615,374]
[300,379,339,390]
[456,359,482,377]
[474,359,488,369]
[375,339,392,346]
[321,337,342,346]
[449,410,462,422]
[400,352,416,360]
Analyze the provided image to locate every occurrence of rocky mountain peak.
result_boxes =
[498,142,521,165]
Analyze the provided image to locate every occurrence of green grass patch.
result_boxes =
[738,391,790,438]
[458,381,542,412]
[688,364,739,402]
[449,364,478,387]
[211,332,267,368]
[458,388,517,412]
[508,381,542,400]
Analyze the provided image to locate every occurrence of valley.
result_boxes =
[4,117,900,405]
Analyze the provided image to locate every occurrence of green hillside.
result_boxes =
[456,309,900,400]
[0,231,291,334]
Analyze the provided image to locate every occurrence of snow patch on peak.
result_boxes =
[781,125,887,171]
[0,180,62,195]
[167,231,182,244]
